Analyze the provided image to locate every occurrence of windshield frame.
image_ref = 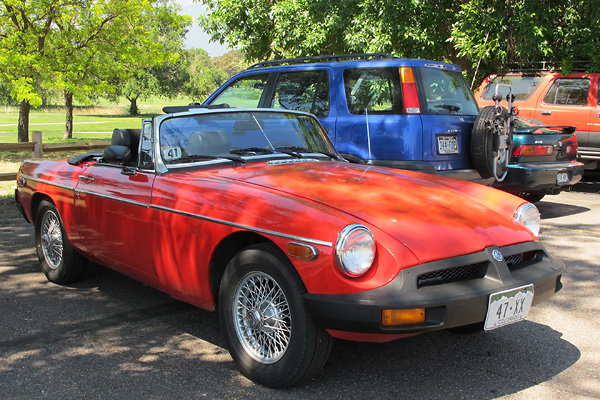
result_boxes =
[153,109,341,173]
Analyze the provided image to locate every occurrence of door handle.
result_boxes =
[541,111,552,115]
[79,175,94,182]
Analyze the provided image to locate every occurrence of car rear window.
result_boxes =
[543,78,590,106]
[480,75,545,101]
[343,67,403,115]
[418,67,479,116]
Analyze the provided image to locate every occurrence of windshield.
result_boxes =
[159,111,336,166]
[418,67,479,116]
[480,75,545,101]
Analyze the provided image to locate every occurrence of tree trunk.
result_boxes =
[63,90,74,140]
[18,101,30,143]
[128,97,139,116]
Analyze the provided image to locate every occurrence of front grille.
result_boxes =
[505,251,537,271]
[417,262,488,288]
[505,253,523,266]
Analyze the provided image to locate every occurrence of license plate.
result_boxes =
[557,171,569,185]
[484,284,534,331]
[437,136,458,154]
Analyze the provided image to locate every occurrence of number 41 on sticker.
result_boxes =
[163,147,182,161]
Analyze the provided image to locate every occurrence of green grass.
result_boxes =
[0,96,198,196]
[0,96,196,142]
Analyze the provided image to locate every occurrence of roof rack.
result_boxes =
[498,61,593,74]
[162,103,230,114]
[248,53,396,69]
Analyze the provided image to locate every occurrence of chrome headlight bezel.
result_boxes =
[335,224,376,277]
[514,203,541,237]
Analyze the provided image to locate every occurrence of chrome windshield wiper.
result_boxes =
[171,154,246,164]
[275,146,340,160]
[230,147,276,155]
[274,146,304,158]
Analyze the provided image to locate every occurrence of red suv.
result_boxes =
[475,71,600,168]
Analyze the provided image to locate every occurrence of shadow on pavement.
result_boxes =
[0,255,582,400]
[537,200,589,219]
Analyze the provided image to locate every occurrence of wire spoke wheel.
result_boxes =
[34,200,88,284]
[233,271,291,364]
[40,210,64,270]
[219,243,332,387]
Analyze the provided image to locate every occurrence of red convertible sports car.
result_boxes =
[15,106,564,387]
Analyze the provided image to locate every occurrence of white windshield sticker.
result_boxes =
[163,147,182,161]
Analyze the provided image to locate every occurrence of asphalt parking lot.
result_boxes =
[0,178,598,400]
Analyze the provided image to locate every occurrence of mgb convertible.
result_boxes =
[15,106,565,387]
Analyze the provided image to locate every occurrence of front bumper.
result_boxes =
[304,242,564,334]
[14,188,28,222]
[492,160,584,194]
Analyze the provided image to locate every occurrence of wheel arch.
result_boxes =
[209,231,288,306]
[30,193,55,224]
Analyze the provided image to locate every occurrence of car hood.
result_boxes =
[217,161,534,264]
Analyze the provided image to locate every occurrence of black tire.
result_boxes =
[34,200,88,284]
[471,106,512,180]
[218,243,333,387]
[516,192,546,203]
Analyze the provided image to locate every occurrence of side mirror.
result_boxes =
[104,145,132,164]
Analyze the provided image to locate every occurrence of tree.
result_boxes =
[0,0,63,142]
[451,0,600,83]
[210,50,245,78]
[198,0,460,61]
[182,48,230,102]
[51,0,170,138]
[0,0,185,141]
[107,0,191,116]
[199,0,600,84]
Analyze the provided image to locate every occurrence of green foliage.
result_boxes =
[102,0,192,115]
[450,0,600,79]
[0,0,192,138]
[198,0,458,61]
[199,0,600,85]
[182,48,229,101]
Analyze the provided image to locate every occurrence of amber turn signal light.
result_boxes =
[382,308,425,326]
[288,242,318,260]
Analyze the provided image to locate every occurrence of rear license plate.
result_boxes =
[484,284,534,331]
[437,135,458,155]
[557,171,569,185]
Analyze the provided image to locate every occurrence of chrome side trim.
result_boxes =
[151,204,333,247]
[22,174,332,247]
[74,189,150,208]
[20,174,75,192]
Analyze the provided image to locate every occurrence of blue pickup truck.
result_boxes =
[203,54,584,201]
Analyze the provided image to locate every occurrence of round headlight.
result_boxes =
[335,224,376,277]
[514,203,541,237]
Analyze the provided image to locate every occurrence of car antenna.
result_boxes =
[366,108,373,164]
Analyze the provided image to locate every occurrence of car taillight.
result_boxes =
[512,145,554,156]
[564,142,578,155]
[399,67,421,114]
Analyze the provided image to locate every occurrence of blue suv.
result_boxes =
[204,54,583,200]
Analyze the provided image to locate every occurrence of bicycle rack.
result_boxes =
[490,84,516,182]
